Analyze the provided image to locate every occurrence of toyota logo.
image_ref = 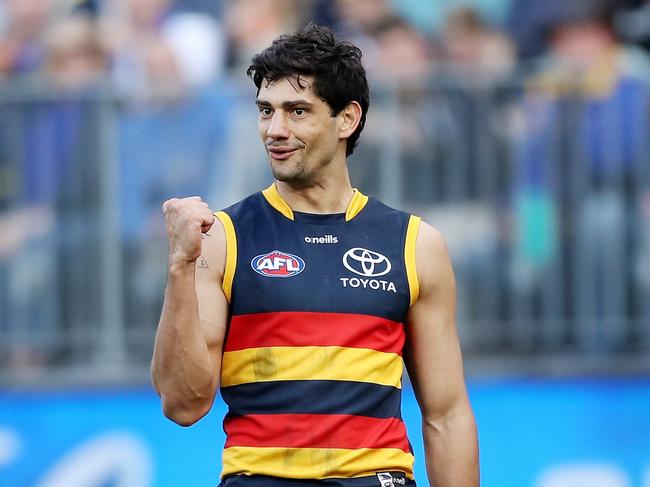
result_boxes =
[343,247,392,277]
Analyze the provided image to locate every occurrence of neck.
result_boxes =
[275,166,355,214]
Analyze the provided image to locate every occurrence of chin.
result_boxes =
[273,172,313,188]
[269,162,309,184]
[273,172,304,184]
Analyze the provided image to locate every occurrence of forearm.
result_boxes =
[422,405,479,487]
[152,262,221,425]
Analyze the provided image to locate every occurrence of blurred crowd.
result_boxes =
[0,0,649,89]
[2,0,650,373]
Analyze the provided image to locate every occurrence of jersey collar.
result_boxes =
[261,183,369,222]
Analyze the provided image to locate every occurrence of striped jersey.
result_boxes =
[214,183,421,484]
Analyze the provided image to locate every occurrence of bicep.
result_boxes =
[404,222,469,419]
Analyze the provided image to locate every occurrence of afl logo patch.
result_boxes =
[252,250,305,278]
[343,247,391,277]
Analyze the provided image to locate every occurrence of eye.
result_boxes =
[293,108,307,117]
[259,107,273,118]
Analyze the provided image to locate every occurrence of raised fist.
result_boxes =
[162,196,215,264]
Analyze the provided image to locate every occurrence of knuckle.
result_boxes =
[164,198,179,210]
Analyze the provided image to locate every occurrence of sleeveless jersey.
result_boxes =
[214,183,421,484]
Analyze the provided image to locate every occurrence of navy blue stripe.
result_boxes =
[223,193,412,323]
[220,474,417,487]
[220,380,403,420]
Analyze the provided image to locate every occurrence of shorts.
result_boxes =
[218,473,417,487]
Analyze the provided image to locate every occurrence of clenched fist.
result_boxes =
[162,196,215,265]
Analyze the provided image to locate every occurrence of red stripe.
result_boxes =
[224,414,410,452]
[224,311,404,354]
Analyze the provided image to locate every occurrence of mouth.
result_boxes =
[266,146,300,160]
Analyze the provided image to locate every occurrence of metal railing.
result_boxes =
[1,72,649,384]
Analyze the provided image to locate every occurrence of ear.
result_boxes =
[337,101,362,141]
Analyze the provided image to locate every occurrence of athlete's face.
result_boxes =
[256,76,352,185]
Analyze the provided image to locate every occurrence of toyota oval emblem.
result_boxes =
[343,247,392,277]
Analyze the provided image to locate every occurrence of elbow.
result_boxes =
[423,403,477,437]
[161,397,211,427]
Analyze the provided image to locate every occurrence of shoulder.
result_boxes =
[202,191,263,284]
[416,220,448,254]
[414,220,454,296]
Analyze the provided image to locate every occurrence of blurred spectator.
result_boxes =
[332,0,396,67]
[432,6,515,215]
[513,0,650,349]
[442,6,515,80]
[366,15,435,83]
[507,0,648,60]
[223,0,301,75]
[345,14,439,199]
[101,0,224,96]
[43,14,109,90]
[163,10,224,86]
[336,0,395,35]
[0,0,56,77]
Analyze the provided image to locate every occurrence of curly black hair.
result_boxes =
[247,24,369,157]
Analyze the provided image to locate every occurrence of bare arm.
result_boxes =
[404,222,479,486]
[151,196,229,426]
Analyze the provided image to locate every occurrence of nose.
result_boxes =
[266,112,290,140]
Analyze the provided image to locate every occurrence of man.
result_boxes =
[152,24,479,487]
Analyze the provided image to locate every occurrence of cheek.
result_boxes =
[308,127,339,159]
[327,123,342,151]
[313,119,338,145]
[258,120,268,140]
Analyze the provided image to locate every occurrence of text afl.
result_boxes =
[251,250,306,278]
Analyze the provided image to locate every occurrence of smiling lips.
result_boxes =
[266,145,301,160]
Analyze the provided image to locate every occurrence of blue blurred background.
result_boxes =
[1,0,650,486]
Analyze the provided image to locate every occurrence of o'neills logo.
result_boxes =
[376,472,406,487]
[251,250,305,278]
[304,235,338,244]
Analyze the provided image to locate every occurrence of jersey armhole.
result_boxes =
[404,215,421,307]
[214,211,237,302]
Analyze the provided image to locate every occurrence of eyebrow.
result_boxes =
[255,99,314,109]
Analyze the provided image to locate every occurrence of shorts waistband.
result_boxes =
[219,473,416,487]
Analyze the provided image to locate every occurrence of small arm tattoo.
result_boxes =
[197,256,209,269]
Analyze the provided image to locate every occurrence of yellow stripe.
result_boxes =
[222,446,414,479]
[214,211,237,302]
[262,183,369,222]
[345,189,369,221]
[405,215,421,307]
[221,346,402,388]
[262,183,294,220]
